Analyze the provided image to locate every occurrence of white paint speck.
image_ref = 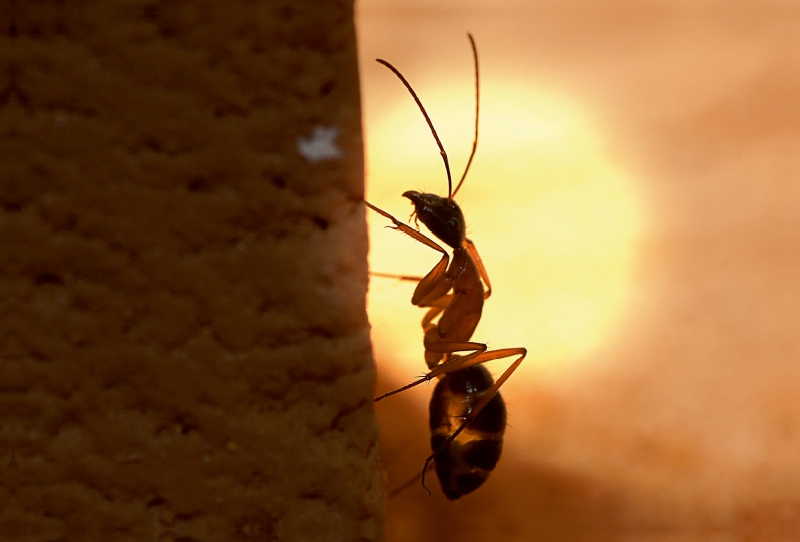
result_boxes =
[297,126,343,163]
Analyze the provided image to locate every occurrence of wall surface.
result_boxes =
[2,2,383,540]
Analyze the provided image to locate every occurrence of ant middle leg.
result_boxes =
[369,271,425,282]
[366,202,458,307]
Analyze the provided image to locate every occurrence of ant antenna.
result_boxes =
[375,59,454,198]
[451,33,479,200]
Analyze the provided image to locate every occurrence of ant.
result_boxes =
[367,34,527,500]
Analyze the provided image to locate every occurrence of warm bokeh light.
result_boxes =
[366,75,642,389]
[360,6,800,539]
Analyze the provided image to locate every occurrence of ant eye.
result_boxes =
[448,218,461,230]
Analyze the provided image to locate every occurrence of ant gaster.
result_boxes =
[367,34,527,500]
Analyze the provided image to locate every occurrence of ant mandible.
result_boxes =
[366,34,527,500]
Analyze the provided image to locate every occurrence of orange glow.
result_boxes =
[360,5,800,536]
[366,75,643,391]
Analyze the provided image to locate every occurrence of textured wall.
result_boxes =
[2,1,383,540]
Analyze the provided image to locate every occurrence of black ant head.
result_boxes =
[403,190,465,249]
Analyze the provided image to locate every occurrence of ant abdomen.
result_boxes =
[429,365,506,500]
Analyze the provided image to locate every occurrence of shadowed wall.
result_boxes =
[1,2,383,540]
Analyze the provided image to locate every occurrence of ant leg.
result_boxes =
[420,296,451,330]
[425,346,522,377]
[387,461,436,500]
[370,271,424,282]
[366,201,454,305]
[420,347,527,495]
[366,201,447,254]
[411,258,452,307]
[422,343,492,379]
[374,341,488,402]
[372,271,454,310]
[464,238,492,299]
[444,347,527,412]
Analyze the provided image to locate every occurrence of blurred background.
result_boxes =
[358,1,800,540]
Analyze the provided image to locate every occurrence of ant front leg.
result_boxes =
[366,201,448,254]
[366,201,455,305]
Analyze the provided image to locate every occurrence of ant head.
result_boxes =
[403,190,465,249]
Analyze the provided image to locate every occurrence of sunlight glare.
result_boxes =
[366,77,643,390]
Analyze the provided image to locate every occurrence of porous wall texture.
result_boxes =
[1,1,383,541]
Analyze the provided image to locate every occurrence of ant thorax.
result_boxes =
[403,190,465,250]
